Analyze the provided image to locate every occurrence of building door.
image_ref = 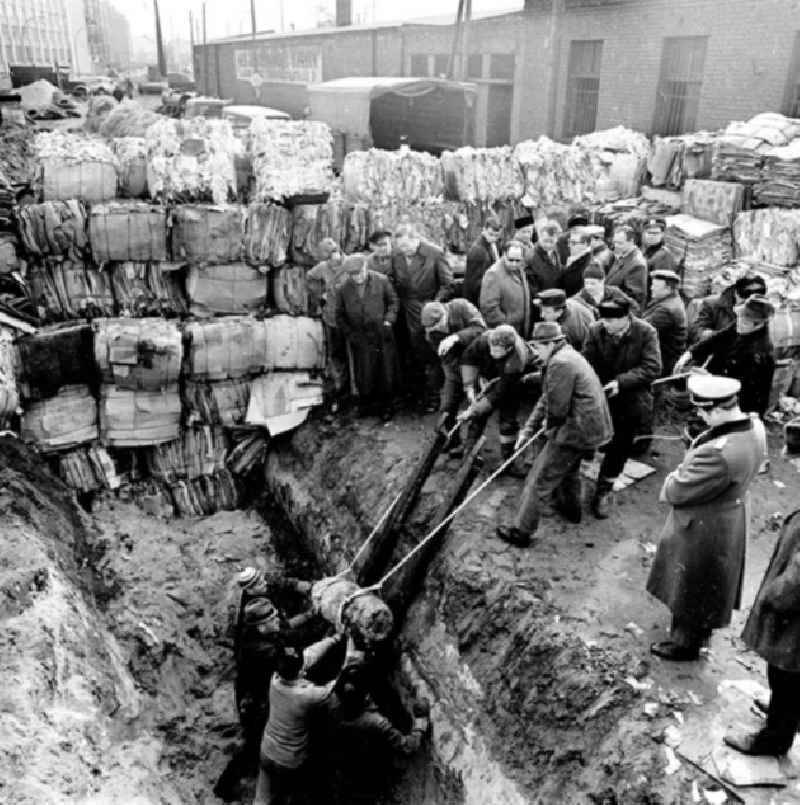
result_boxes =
[653,36,708,135]
[563,40,603,140]
[486,84,512,146]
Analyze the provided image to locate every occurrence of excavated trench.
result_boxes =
[10,406,777,803]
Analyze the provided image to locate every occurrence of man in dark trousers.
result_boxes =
[691,273,766,343]
[459,324,535,477]
[647,375,766,661]
[389,223,453,412]
[675,295,776,418]
[641,218,678,275]
[495,321,613,548]
[606,225,648,311]
[642,268,688,376]
[583,298,661,517]
[726,502,800,755]
[526,219,563,294]
[463,215,503,306]
[335,255,399,421]
[421,299,486,455]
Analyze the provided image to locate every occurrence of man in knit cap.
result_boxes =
[534,288,594,351]
[421,299,486,456]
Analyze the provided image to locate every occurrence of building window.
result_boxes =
[563,39,603,139]
[433,53,449,78]
[784,32,800,117]
[410,53,428,76]
[653,35,708,135]
[467,53,483,79]
[489,53,515,81]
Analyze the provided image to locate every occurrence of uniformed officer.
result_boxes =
[646,374,767,661]
[641,218,678,276]
[642,268,687,376]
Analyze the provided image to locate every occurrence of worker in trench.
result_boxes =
[495,321,613,548]
[646,375,767,661]
[419,298,486,458]
[457,324,537,478]
[388,223,453,413]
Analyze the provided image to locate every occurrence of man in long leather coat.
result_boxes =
[646,374,766,661]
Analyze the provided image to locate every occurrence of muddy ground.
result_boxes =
[1,406,799,804]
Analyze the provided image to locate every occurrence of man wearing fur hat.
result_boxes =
[421,299,486,454]
[496,322,613,547]
[675,295,776,418]
[647,374,766,661]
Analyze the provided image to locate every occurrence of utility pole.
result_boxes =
[447,0,465,79]
[250,0,256,39]
[202,2,207,46]
[189,10,195,51]
[153,0,167,77]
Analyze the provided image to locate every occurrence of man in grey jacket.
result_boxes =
[496,321,613,547]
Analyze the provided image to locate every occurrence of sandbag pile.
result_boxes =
[27,260,114,321]
[88,202,169,262]
[647,133,716,189]
[343,148,443,206]
[440,147,523,204]
[733,209,800,267]
[113,137,149,198]
[172,204,244,264]
[514,137,597,207]
[712,113,800,184]
[250,119,334,201]
[186,263,268,316]
[754,141,800,207]
[664,214,733,298]
[18,200,89,260]
[145,117,241,205]
[681,179,745,228]
[34,131,118,203]
[108,261,188,318]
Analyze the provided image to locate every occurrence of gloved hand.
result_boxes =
[437,334,459,357]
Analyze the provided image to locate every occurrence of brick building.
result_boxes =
[195,0,800,145]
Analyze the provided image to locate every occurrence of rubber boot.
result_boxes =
[592,477,614,519]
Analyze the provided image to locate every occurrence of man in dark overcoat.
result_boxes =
[642,268,688,377]
[335,255,399,421]
[726,505,800,755]
[647,374,766,661]
[462,216,502,306]
[583,297,661,518]
[495,322,613,547]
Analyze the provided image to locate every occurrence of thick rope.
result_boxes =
[341,428,545,613]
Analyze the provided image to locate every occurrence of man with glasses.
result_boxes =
[479,240,532,339]
[647,374,766,661]
[526,219,563,294]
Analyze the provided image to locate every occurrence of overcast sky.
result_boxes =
[110,0,522,42]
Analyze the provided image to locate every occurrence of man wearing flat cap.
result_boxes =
[641,218,678,276]
[496,322,613,547]
[421,299,486,453]
[458,324,535,476]
[647,374,766,661]
[583,297,661,517]
[535,288,594,351]
[675,295,776,418]
[335,255,399,421]
[571,260,636,319]
[691,273,766,344]
[642,268,688,376]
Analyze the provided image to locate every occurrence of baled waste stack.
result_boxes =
[0,326,18,427]
[34,131,118,204]
[88,202,169,262]
[647,132,716,189]
[573,126,650,201]
[112,137,149,199]
[108,262,187,318]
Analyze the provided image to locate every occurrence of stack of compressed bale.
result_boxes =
[755,140,800,207]
[172,204,268,317]
[572,126,651,201]
[647,132,716,189]
[108,261,188,318]
[94,318,182,447]
[145,425,238,517]
[57,445,120,494]
[0,326,18,427]
[664,214,733,299]
[16,323,99,452]
[112,138,149,199]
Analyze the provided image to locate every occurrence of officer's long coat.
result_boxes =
[646,414,766,629]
